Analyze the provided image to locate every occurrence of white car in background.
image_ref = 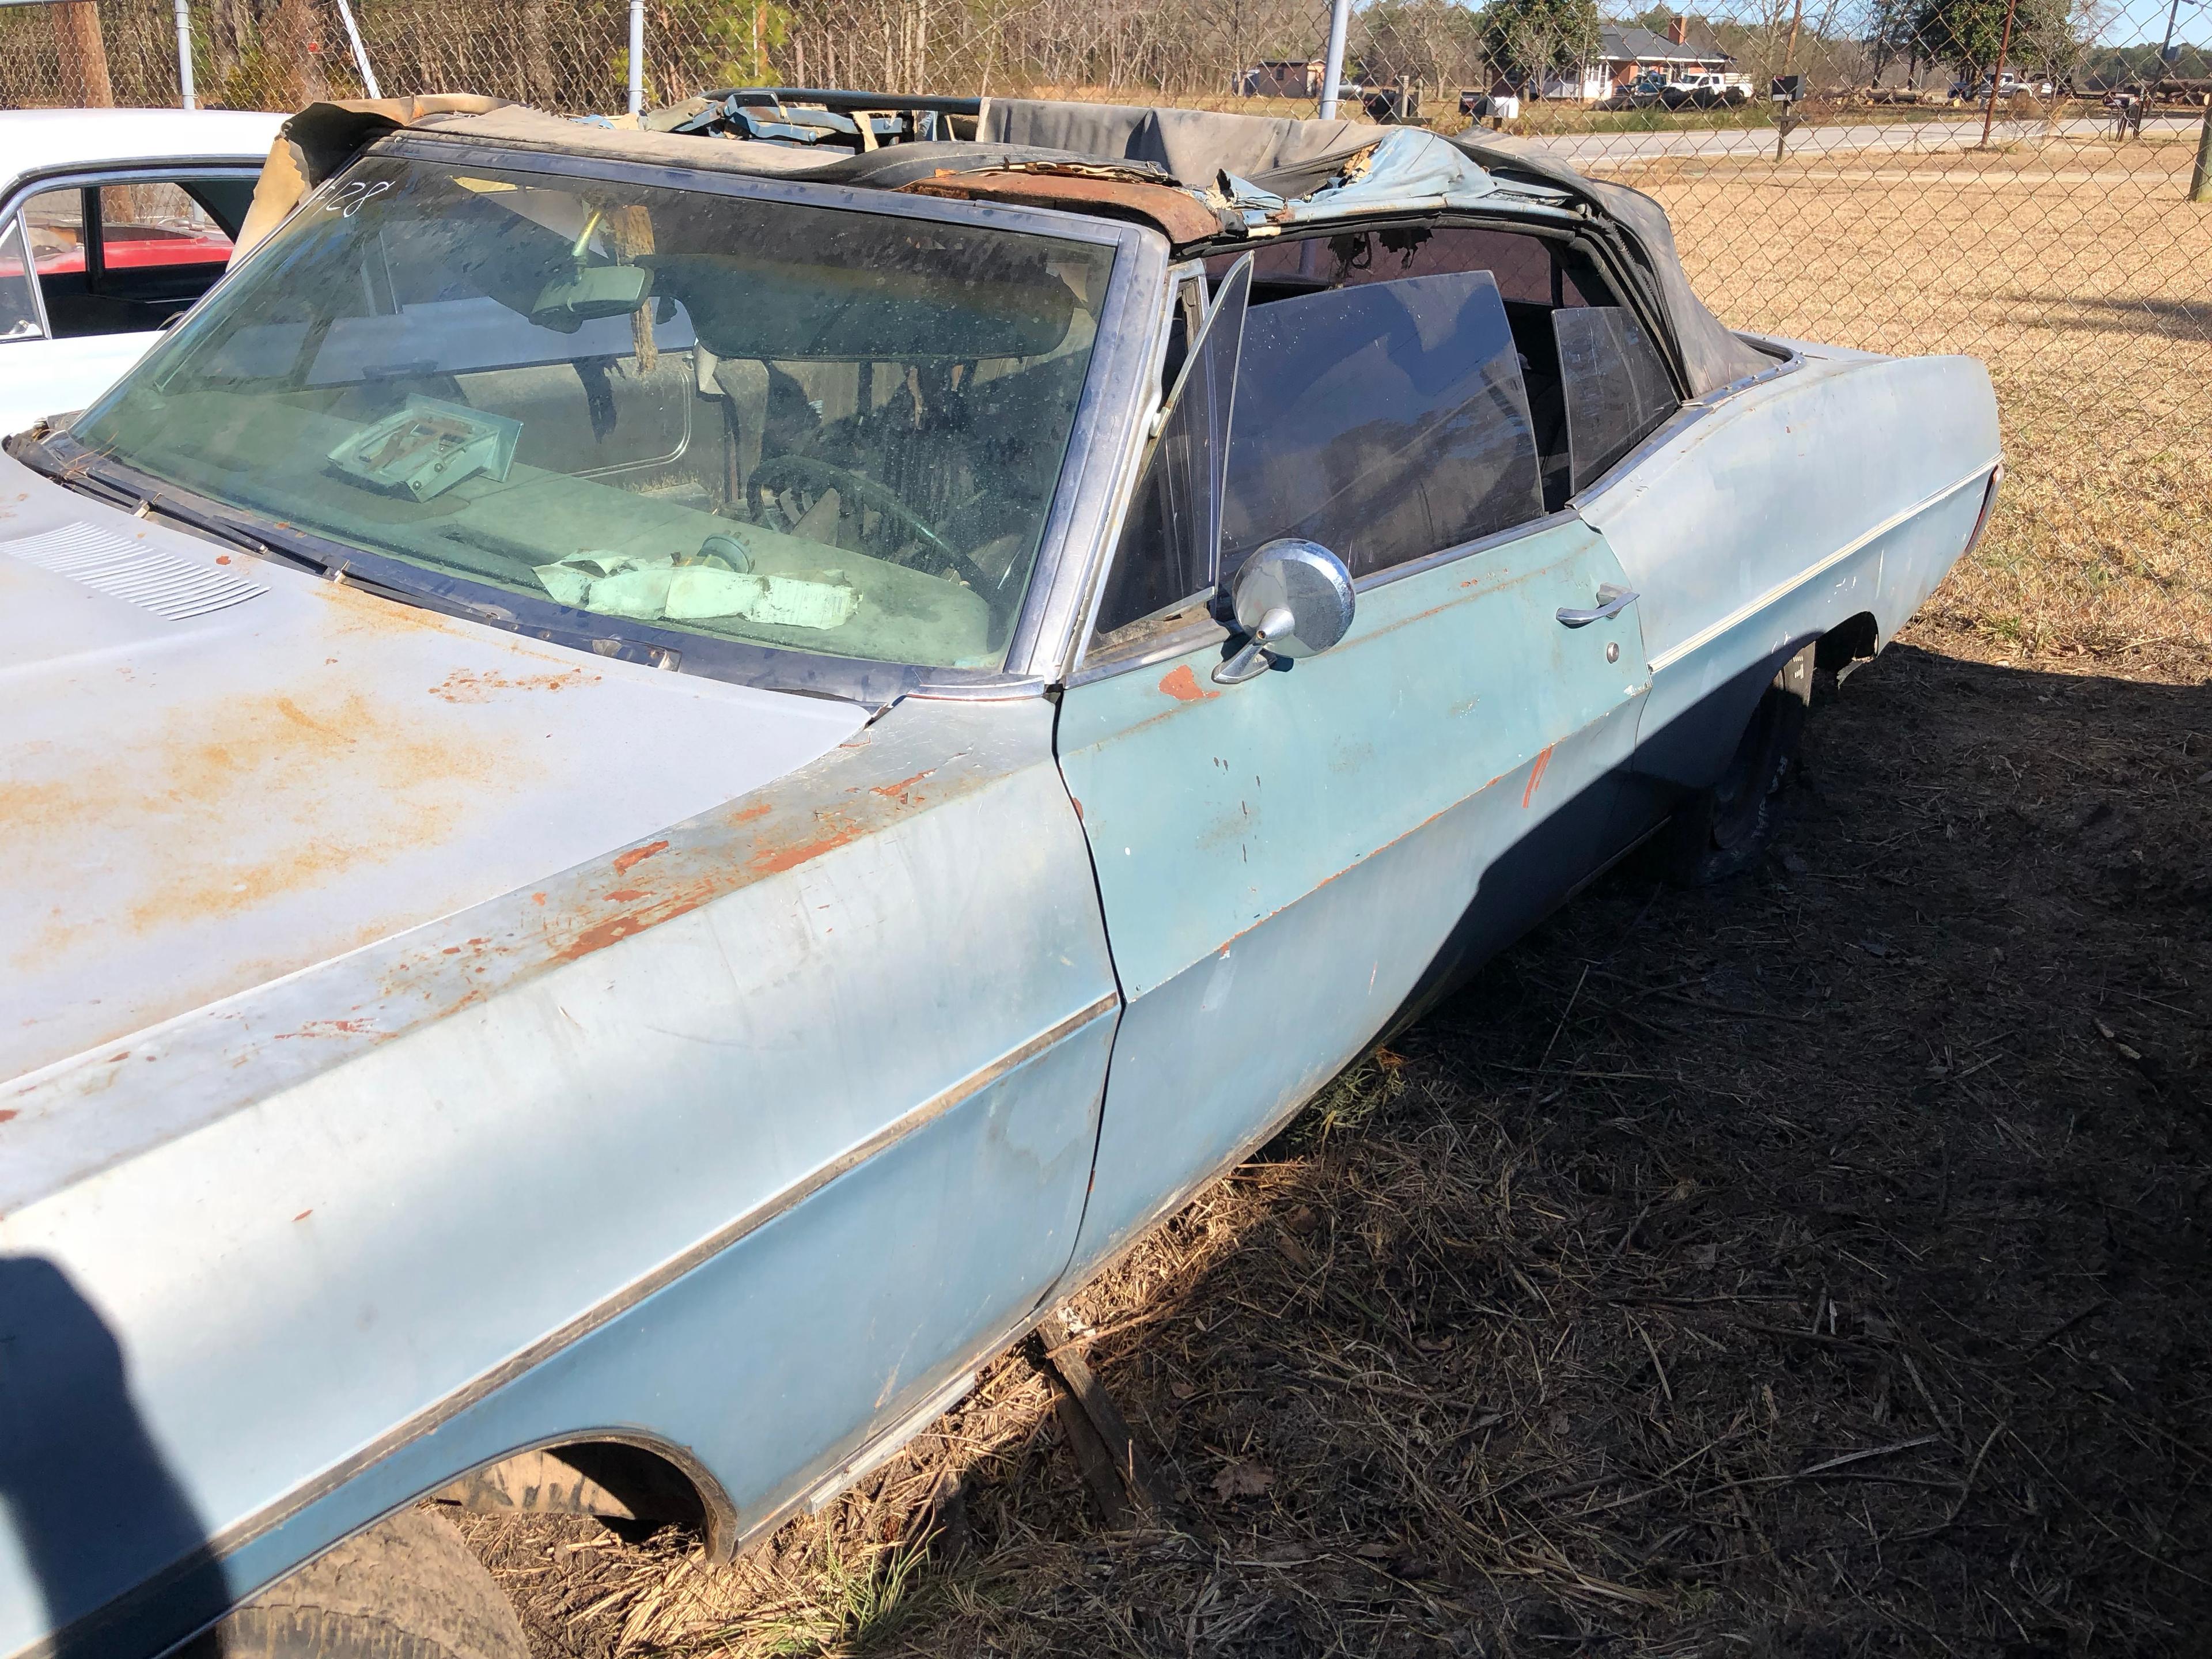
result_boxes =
[0,108,284,435]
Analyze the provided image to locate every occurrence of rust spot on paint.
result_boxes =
[603,887,647,903]
[558,912,652,960]
[275,1018,374,1039]
[612,840,669,876]
[1158,665,1218,703]
[6,684,514,979]
[744,814,869,879]
[870,770,934,803]
[532,892,547,905]
[733,801,773,824]
[215,555,232,565]
[427,666,601,703]
[0,1109,16,1124]
[293,1209,312,1222]
[1521,745,1555,809]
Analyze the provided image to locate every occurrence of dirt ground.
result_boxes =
[450,147,2212,1657]
[456,619,2212,1656]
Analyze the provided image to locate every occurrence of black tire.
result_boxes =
[196,1508,529,1659]
[1657,683,1806,886]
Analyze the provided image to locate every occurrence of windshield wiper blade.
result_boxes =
[17,435,334,575]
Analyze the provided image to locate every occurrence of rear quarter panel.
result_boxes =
[1578,349,1999,784]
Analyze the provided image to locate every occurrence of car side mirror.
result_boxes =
[1212,538,1355,685]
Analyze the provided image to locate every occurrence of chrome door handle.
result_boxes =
[1556,585,1638,628]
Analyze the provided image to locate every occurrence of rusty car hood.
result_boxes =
[0,461,868,1085]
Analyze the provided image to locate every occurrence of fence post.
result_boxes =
[627,0,645,114]
[1316,0,1350,119]
[173,0,195,107]
[2192,97,2212,202]
[332,0,380,96]
[1978,0,2021,147]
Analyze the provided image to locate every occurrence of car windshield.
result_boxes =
[71,156,1117,673]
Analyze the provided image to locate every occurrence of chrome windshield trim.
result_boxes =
[1004,232,1176,681]
[48,141,1154,707]
[1001,225,1171,680]
[376,130,1143,245]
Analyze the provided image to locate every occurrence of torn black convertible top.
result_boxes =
[234,93,1772,397]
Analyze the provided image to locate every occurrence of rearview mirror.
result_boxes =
[531,264,652,332]
[1212,539,1355,685]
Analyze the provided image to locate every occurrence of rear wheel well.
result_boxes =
[432,1438,729,1558]
[1815,612,1880,673]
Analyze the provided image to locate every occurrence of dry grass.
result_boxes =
[1613,135,2212,664]
[455,153,2212,1658]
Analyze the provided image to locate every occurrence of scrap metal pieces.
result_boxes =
[1026,1310,1171,1529]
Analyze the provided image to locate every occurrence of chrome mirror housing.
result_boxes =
[1212,539,1356,685]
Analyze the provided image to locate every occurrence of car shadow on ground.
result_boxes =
[474,637,2212,1657]
[0,1255,230,1658]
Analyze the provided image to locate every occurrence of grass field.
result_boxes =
[455,145,2211,1657]
[1630,133,2211,665]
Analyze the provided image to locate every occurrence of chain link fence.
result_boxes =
[6,0,2210,648]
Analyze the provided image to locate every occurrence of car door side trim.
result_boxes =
[190,991,1122,1567]
[1641,458,1996,675]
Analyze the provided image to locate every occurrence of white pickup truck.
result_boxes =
[1662,72,1753,107]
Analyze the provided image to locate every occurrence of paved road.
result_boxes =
[1521,115,2130,168]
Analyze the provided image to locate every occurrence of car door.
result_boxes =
[0,172,253,433]
[1056,260,1652,1270]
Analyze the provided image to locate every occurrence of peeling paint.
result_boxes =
[1158,665,1218,704]
[428,666,601,703]
[870,770,934,804]
[1521,745,1555,809]
[611,841,669,876]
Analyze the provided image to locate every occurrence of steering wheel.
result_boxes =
[749,455,992,595]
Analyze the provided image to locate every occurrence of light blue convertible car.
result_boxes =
[0,92,2000,1658]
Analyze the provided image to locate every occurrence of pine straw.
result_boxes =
[463,625,2212,1657]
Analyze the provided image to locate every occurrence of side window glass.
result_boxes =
[1221,270,1544,584]
[0,218,42,342]
[1090,258,1251,645]
[97,181,237,278]
[21,180,239,341]
[1555,306,1679,494]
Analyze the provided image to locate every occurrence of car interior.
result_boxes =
[94,169,1115,671]
[1207,222,1677,517]
[18,175,256,338]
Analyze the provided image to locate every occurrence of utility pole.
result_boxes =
[173,0,194,107]
[1978,0,2021,146]
[1317,0,1351,117]
[2192,95,2211,200]
[627,0,645,113]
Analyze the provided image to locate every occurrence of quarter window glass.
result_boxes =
[0,219,40,342]
[1221,270,1545,582]
[1555,306,1679,493]
[1092,260,1249,643]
